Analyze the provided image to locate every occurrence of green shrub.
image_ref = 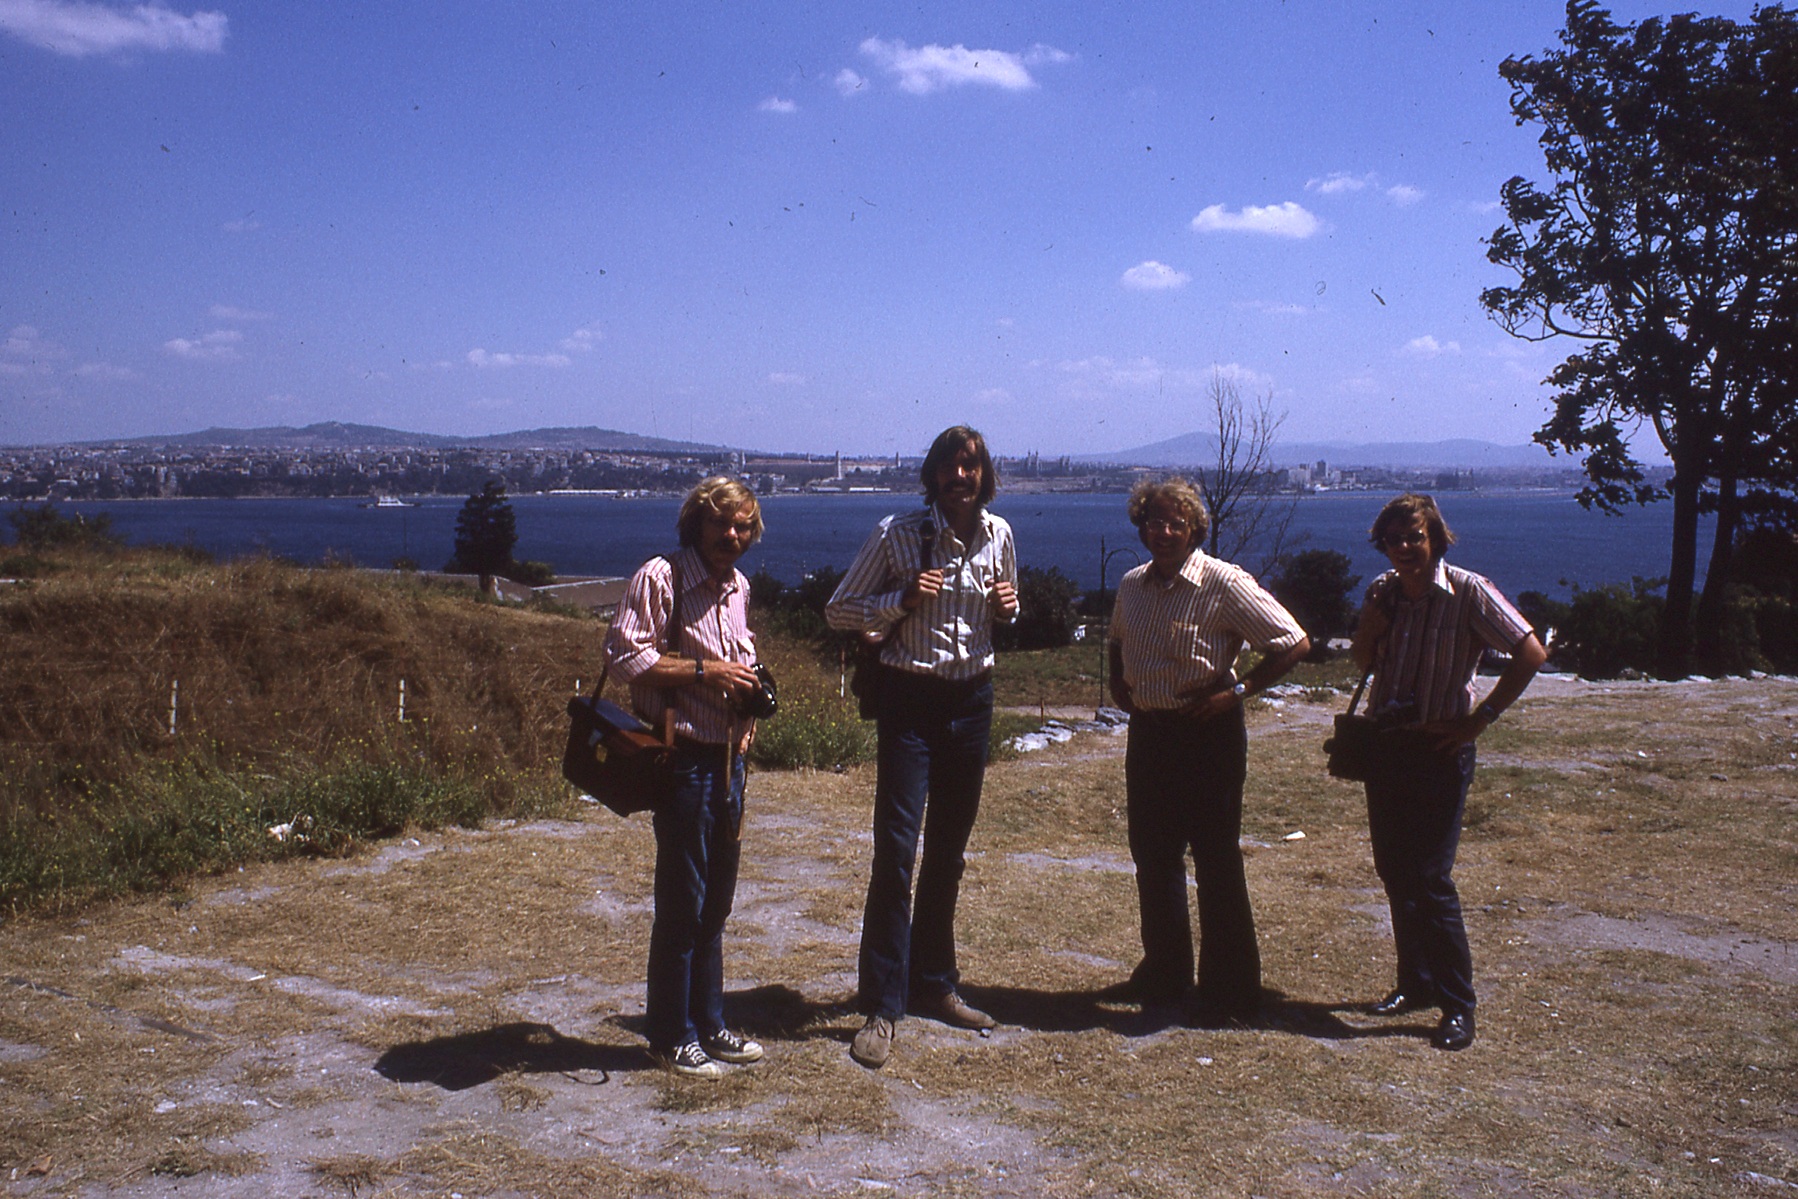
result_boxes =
[994,566,1081,651]
[0,755,516,915]
[1554,578,1664,678]
[749,691,874,770]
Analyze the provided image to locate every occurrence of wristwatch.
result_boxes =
[694,659,705,683]
[1231,681,1248,699]
[1476,700,1500,724]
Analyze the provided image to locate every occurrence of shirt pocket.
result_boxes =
[1171,619,1209,666]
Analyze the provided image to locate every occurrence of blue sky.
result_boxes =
[0,0,1756,456]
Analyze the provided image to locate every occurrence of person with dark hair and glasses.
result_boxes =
[605,477,769,1078]
[826,425,1018,1069]
[1350,492,1547,1051]
[1105,478,1310,1023]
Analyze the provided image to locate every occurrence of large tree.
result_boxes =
[1482,1,1798,678]
[449,480,518,594]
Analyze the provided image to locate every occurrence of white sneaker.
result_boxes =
[650,1041,722,1079]
[702,1028,764,1064]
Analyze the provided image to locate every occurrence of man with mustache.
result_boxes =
[826,425,1019,1069]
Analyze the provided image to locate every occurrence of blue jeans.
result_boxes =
[645,745,744,1052]
[1124,706,1259,1010]
[858,670,993,1020]
[1365,740,1478,1014]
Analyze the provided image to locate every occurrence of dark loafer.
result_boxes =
[1432,1010,1475,1051]
[1370,989,1426,1017]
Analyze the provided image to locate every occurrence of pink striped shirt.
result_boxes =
[605,546,757,745]
[1109,550,1306,711]
[1364,560,1534,723]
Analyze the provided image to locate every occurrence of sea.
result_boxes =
[31,490,1712,601]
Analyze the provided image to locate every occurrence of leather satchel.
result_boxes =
[1324,669,1381,782]
[562,689,676,816]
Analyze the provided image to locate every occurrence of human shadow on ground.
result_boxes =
[603,983,851,1046]
[374,1022,646,1091]
[957,984,1430,1043]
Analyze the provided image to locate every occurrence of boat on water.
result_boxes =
[360,496,417,508]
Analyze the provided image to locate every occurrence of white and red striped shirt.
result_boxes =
[605,546,757,745]
[1364,560,1534,723]
[1110,550,1306,711]
[824,504,1017,682]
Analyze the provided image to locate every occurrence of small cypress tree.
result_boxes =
[448,480,517,593]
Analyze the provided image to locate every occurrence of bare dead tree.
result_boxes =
[1198,370,1298,575]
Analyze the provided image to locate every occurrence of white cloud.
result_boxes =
[1191,202,1319,239]
[857,36,1066,95]
[1120,261,1190,291]
[466,348,571,369]
[74,361,135,380]
[164,329,242,360]
[1306,172,1373,194]
[759,96,797,114]
[834,68,867,96]
[3,325,61,359]
[1239,300,1308,316]
[0,0,227,57]
[559,324,603,353]
[768,371,806,385]
[209,303,270,321]
[1386,184,1424,206]
[1403,335,1461,357]
[1053,356,1273,399]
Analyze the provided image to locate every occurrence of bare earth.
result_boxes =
[3,675,1795,1197]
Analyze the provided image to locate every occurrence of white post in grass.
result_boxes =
[168,679,179,736]
[398,678,407,723]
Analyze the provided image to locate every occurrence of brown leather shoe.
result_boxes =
[850,1015,894,1069]
[912,990,997,1030]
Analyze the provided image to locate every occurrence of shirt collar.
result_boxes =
[673,545,736,596]
[929,502,990,550]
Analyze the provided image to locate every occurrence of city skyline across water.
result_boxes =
[35,491,1714,603]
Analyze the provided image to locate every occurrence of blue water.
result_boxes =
[33,490,1709,600]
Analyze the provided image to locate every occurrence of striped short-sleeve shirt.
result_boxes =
[1364,560,1534,723]
[604,546,757,745]
[1109,550,1306,711]
[823,504,1018,681]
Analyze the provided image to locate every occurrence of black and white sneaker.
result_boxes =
[702,1028,765,1064]
[650,1041,722,1079]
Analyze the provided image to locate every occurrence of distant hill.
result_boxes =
[1081,432,1558,471]
[100,422,728,454]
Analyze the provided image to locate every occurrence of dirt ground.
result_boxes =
[3,674,1795,1197]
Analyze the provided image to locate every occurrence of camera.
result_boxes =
[732,663,779,719]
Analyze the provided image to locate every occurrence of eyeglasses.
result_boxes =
[1383,529,1430,550]
[1143,518,1191,535]
[707,517,757,537]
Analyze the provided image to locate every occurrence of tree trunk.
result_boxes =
[1656,471,1701,680]
[1693,475,1739,674]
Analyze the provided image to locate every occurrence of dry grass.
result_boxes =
[1,556,1793,1195]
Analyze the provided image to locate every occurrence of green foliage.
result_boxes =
[995,565,1081,651]
[747,691,874,770]
[1554,578,1665,679]
[0,755,515,915]
[447,480,519,580]
[1483,4,1798,676]
[6,502,122,551]
[1268,549,1360,646]
[506,559,555,586]
[748,565,843,640]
